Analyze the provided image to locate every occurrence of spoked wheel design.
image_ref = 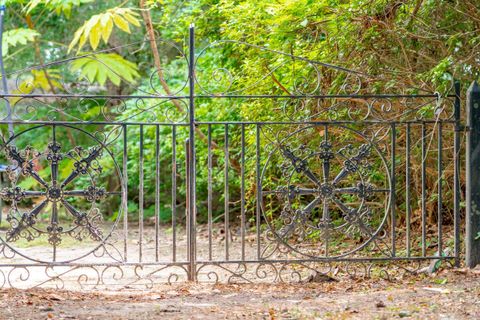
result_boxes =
[261,125,391,259]
[0,125,122,263]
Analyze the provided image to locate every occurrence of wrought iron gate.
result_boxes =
[0,26,462,288]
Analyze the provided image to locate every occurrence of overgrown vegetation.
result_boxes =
[0,0,478,230]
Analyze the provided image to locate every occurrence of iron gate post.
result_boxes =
[466,80,480,268]
[453,81,461,267]
[187,24,197,281]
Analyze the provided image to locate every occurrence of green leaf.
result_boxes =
[101,19,114,43]
[68,7,140,53]
[13,69,63,99]
[25,0,93,17]
[112,14,131,33]
[68,27,84,52]
[433,278,448,285]
[2,28,40,57]
[70,53,140,86]
[89,23,102,50]
[123,12,141,27]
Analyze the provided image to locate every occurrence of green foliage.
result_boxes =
[2,0,480,226]
[25,0,94,17]
[2,28,39,56]
[68,7,141,52]
[70,53,140,85]
[15,69,62,93]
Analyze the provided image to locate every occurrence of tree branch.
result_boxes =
[138,0,217,149]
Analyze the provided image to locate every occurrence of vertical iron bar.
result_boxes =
[207,124,212,261]
[122,124,128,262]
[241,124,246,260]
[52,201,57,262]
[188,24,196,280]
[185,138,191,267]
[172,125,177,262]
[421,123,426,257]
[405,123,411,257]
[51,125,57,262]
[224,124,229,261]
[437,122,443,255]
[155,124,160,262]
[0,5,14,139]
[139,125,144,263]
[453,81,461,267]
[466,81,480,268]
[256,125,261,259]
[391,123,396,257]
[323,124,330,257]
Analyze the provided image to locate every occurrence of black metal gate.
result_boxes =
[0,26,462,288]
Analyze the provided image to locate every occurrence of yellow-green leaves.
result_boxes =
[70,53,140,86]
[28,69,63,91]
[25,0,93,17]
[12,69,62,103]
[68,7,141,53]
[2,28,40,57]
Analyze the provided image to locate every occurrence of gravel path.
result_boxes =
[0,268,479,319]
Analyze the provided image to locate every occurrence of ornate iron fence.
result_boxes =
[0,26,463,289]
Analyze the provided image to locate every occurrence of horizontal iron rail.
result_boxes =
[0,120,457,125]
[0,256,457,268]
[196,256,457,263]
[0,93,455,99]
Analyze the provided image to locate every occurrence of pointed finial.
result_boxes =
[468,80,479,93]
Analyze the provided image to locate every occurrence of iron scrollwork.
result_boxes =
[0,31,460,288]
[0,125,123,263]
[261,125,391,259]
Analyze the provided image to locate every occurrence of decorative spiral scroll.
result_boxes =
[0,259,448,289]
[0,264,191,289]
[0,37,457,124]
[278,96,455,122]
[194,260,432,284]
[0,96,189,124]
[0,125,123,263]
[261,125,391,259]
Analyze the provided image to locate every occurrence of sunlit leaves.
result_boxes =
[25,0,93,17]
[2,28,40,57]
[421,56,454,95]
[68,7,141,53]
[70,53,140,86]
[28,69,63,91]
[11,69,62,104]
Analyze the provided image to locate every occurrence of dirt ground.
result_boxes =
[0,268,478,320]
